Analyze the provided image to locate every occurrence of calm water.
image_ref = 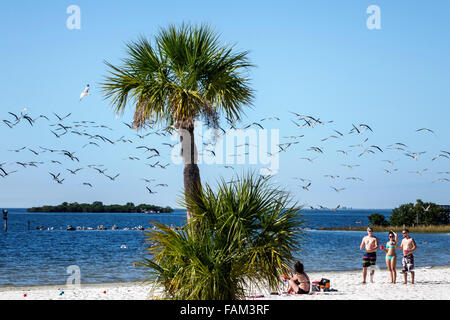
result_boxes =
[0,208,449,287]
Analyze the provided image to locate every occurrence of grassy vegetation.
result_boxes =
[317,225,450,234]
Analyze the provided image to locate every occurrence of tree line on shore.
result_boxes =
[27,201,173,213]
[369,199,449,227]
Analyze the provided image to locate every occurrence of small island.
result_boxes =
[27,201,174,214]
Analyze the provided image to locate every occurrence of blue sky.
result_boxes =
[0,0,449,209]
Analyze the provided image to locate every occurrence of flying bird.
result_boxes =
[416,128,435,135]
[146,187,157,194]
[80,84,91,101]
[330,187,346,193]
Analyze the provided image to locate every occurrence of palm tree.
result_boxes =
[101,23,255,221]
[137,173,305,300]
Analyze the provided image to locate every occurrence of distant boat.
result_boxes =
[66,225,76,231]
[97,225,107,230]
[112,225,119,230]
[355,221,363,224]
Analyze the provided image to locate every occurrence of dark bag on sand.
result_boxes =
[320,278,330,291]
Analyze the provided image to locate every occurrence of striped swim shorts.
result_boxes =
[363,252,377,268]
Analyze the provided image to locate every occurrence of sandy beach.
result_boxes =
[1,266,448,300]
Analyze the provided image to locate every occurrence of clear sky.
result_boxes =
[0,0,449,209]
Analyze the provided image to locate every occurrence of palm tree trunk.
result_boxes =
[180,123,201,223]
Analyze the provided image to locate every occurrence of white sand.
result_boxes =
[1,266,449,300]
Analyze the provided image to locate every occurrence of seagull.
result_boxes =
[359,149,375,157]
[80,84,90,101]
[332,205,341,211]
[83,142,100,148]
[16,162,28,168]
[346,177,364,182]
[321,135,339,142]
[2,120,14,128]
[53,113,72,121]
[382,160,397,166]
[409,169,428,175]
[330,187,346,193]
[350,138,369,148]
[50,130,67,139]
[370,145,383,153]
[28,149,40,156]
[405,152,426,161]
[8,112,21,122]
[9,147,26,153]
[302,182,311,191]
[416,128,435,135]
[300,157,317,163]
[432,154,449,161]
[336,150,349,156]
[324,175,340,179]
[0,168,17,177]
[163,143,177,148]
[308,147,324,154]
[342,164,360,169]
[49,172,61,181]
[94,168,107,175]
[359,124,373,132]
[137,146,160,155]
[67,168,83,175]
[146,187,157,194]
[349,124,361,135]
[433,178,450,183]
[105,174,120,181]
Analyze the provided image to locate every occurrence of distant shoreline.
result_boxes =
[26,202,174,214]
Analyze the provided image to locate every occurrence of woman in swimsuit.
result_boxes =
[382,230,398,284]
[286,261,310,294]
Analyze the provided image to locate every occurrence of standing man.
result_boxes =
[2,209,7,232]
[399,228,417,284]
[360,227,379,283]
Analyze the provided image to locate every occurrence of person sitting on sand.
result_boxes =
[381,230,398,284]
[398,229,418,284]
[286,261,310,295]
[360,227,379,284]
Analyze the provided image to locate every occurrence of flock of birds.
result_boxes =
[1,85,177,196]
[1,85,449,211]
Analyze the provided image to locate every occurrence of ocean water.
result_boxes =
[0,208,448,287]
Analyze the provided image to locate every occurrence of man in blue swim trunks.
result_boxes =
[360,227,379,284]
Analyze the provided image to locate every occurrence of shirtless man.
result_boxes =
[360,227,379,283]
[398,229,418,284]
